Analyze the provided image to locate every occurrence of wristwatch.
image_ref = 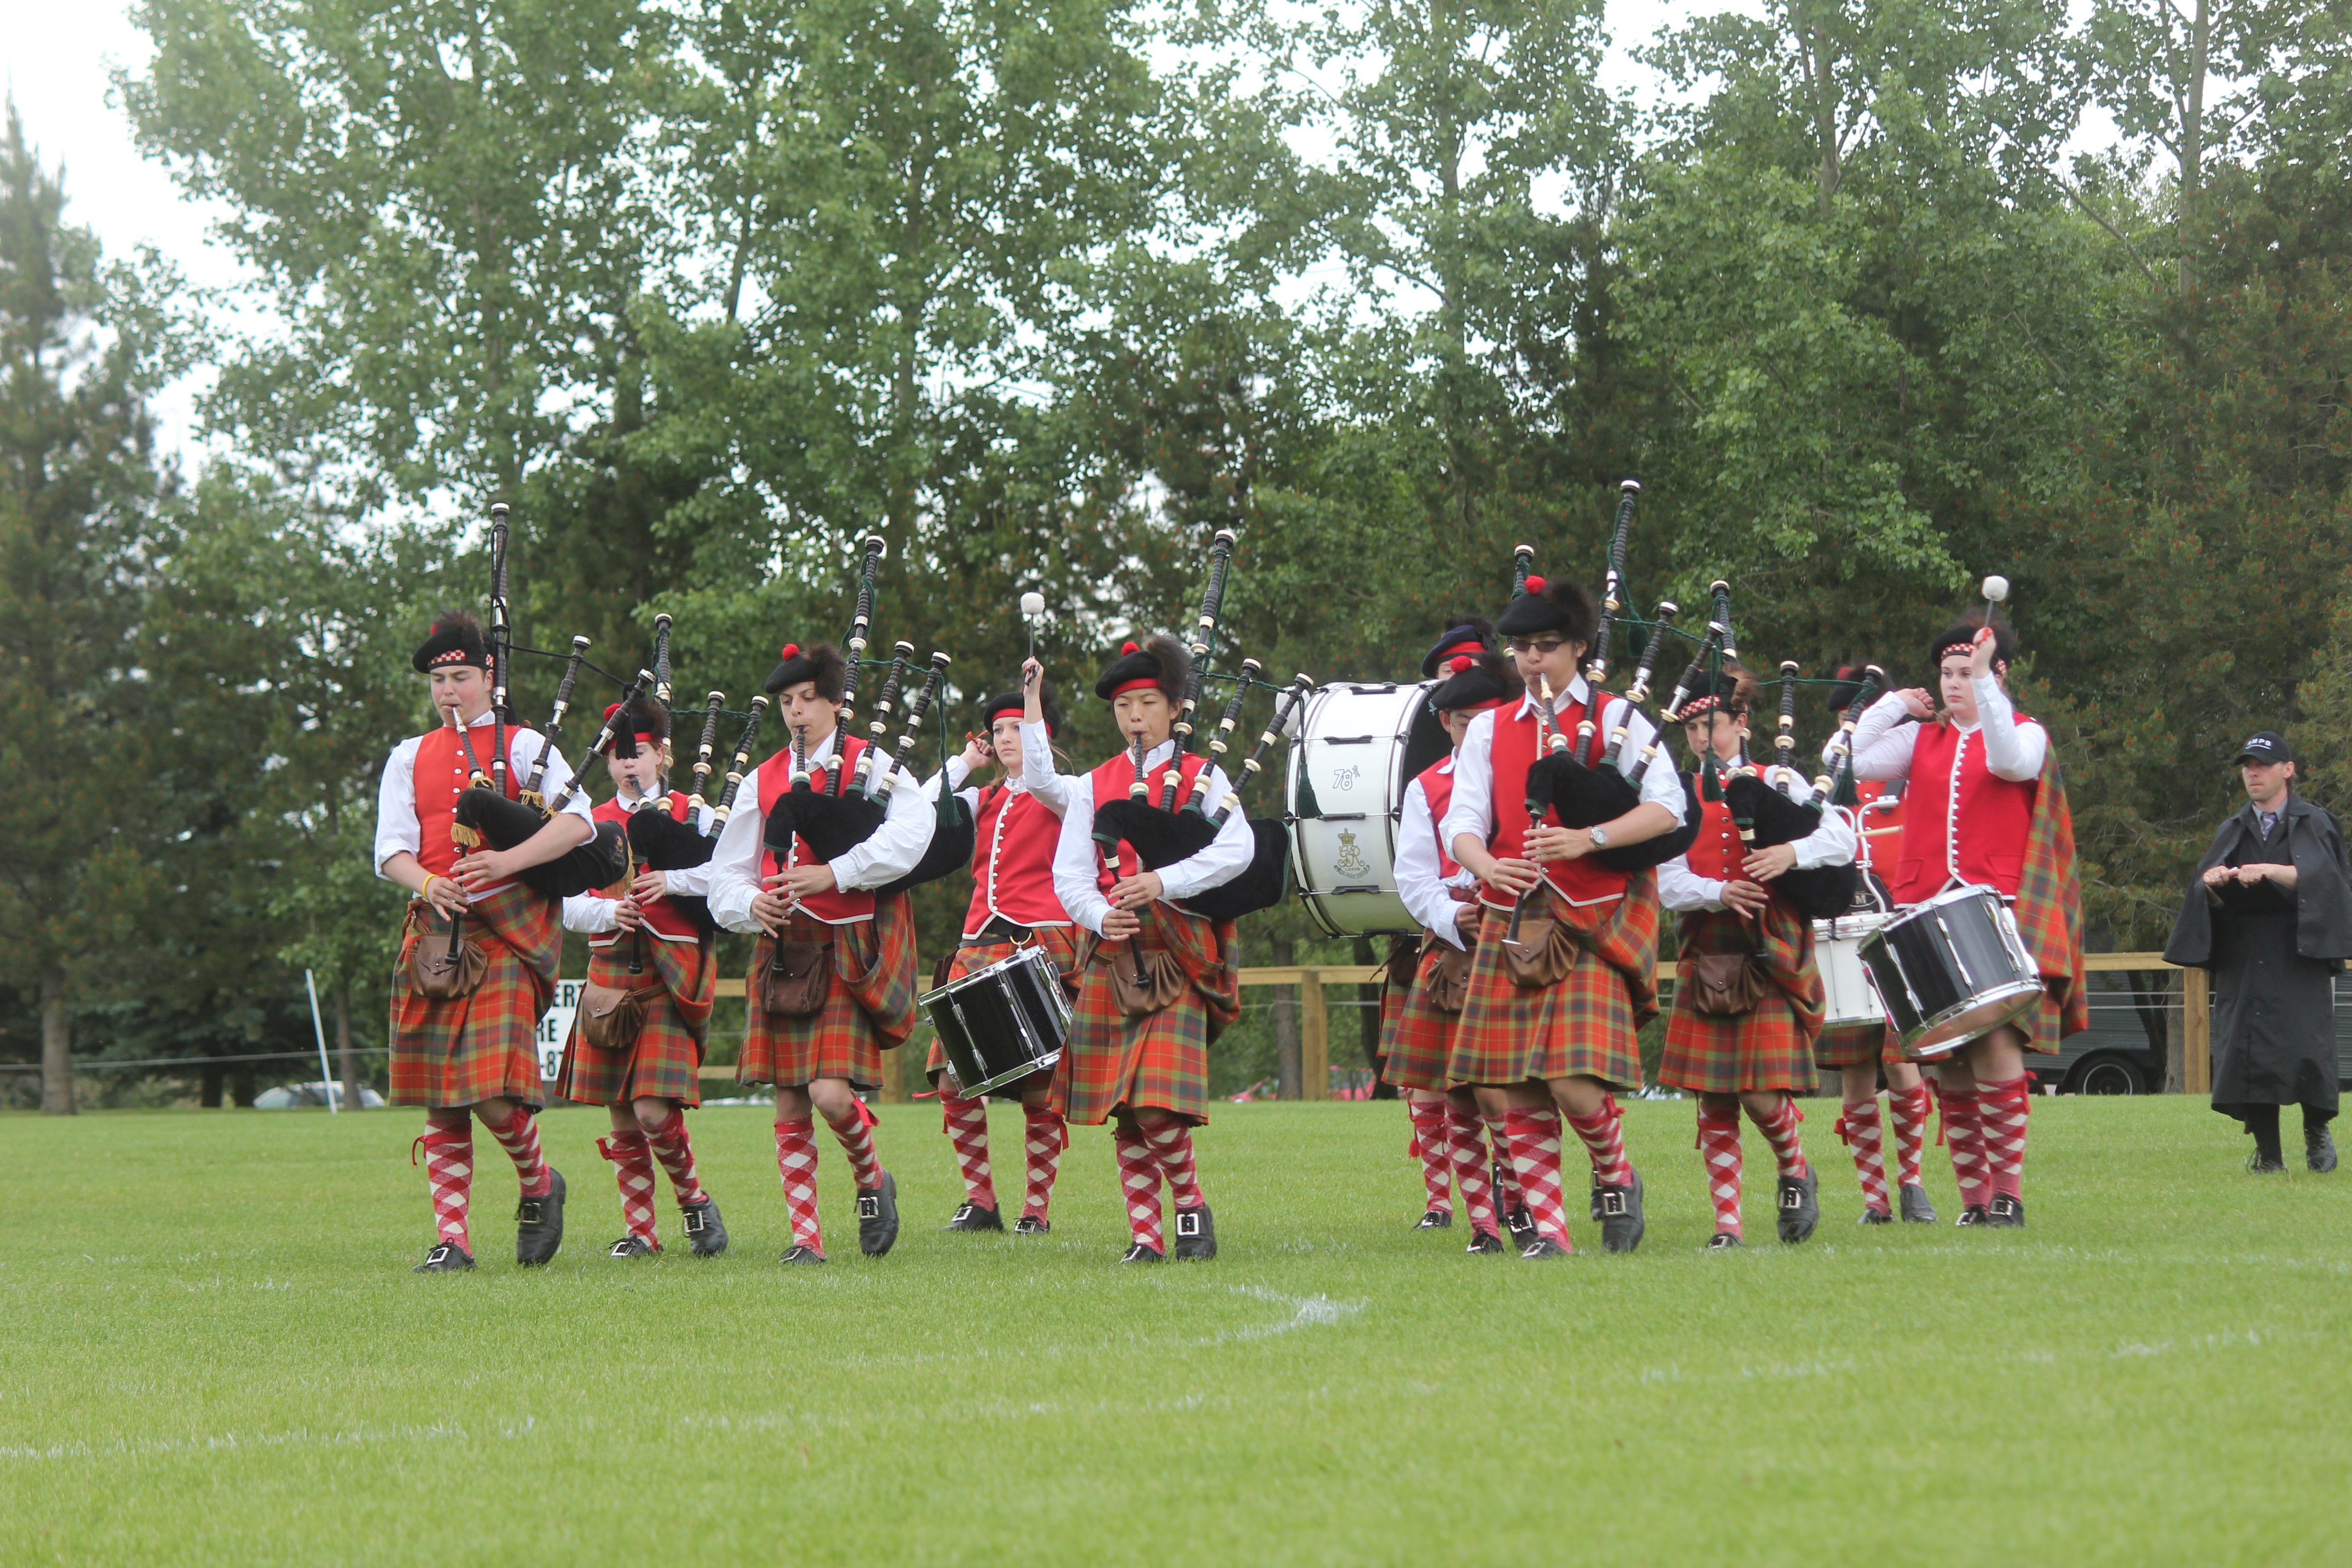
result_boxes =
[1588,825,1611,848]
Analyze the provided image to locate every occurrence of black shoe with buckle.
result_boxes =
[1171,1203,1217,1260]
[779,1243,827,1264]
[1776,1166,1819,1244]
[515,1169,566,1267]
[1596,1171,1645,1254]
[1519,1235,1571,1260]
[945,1201,1004,1233]
[1956,1203,1989,1226]
[2309,1125,2338,1174]
[1465,1229,1506,1255]
[1985,1193,2026,1228]
[1416,1208,1453,1231]
[1504,1204,1535,1244]
[1118,1241,1164,1264]
[608,1235,657,1259]
[680,1195,727,1257]
[414,1241,476,1273]
[856,1171,901,1257]
[1899,1183,1937,1224]
[1012,1215,1051,1235]
[1705,1230,1743,1250]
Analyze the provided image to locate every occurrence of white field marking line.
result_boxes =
[1607,1323,2305,1393]
[1193,1285,1367,1345]
[818,1282,1368,1373]
[0,1417,539,1466]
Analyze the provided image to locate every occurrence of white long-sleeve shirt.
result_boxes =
[1656,765,1858,912]
[373,710,597,901]
[1439,676,1690,862]
[703,729,937,932]
[926,720,1073,818]
[1050,738,1256,935]
[1393,768,1479,949]
[1851,681,2046,785]
[560,795,718,935]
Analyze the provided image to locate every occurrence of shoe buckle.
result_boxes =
[682,1207,707,1235]
[424,1245,449,1264]
[1175,1211,1201,1237]
[858,1195,881,1220]
[518,1199,544,1224]
[1989,1196,2018,1218]
[951,1204,973,1223]
[1780,1186,1803,1210]
[1601,1191,1627,1218]
[1507,1210,1533,1234]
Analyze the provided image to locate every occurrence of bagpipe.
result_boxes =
[1716,659,1858,921]
[758,537,973,892]
[1087,529,1311,926]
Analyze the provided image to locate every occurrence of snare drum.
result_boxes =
[1286,680,1452,936]
[1857,886,2044,1059]
[1813,911,1894,1029]
[919,946,1071,1098]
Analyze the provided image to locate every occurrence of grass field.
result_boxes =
[3,1095,2347,1566]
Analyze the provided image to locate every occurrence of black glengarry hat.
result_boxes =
[1494,574,1597,644]
[412,611,488,673]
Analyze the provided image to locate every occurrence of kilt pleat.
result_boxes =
[1384,935,1473,1093]
[1659,903,1826,1094]
[1446,880,1661,1091]
[736,898,918,1091]
[388,883,561,1110]
[555,933,715,1107]
[1055,902,1238,1126]
[1814,1021,1904,1070]
[923,926,1082,1087]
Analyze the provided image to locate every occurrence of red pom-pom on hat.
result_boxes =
[1523,574,1546,593]
[779,643,799,659]
[1121,640,1140,655]
[1448,655,1474,674]
[603,701,626,724]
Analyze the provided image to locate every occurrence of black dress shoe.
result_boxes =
[1899,1183,1938,1224]
[515,1170,566,1267]
[680,1195,728,1257]
[1985,1193,2026,1228]
[1776,1166,1819,1244]
[779,1243,828,1264]
[608,1235,657,1259]
[1505,1204,1536,1243]
[945,1201,1005,1233]
[1011,1215,1050,1235]
[1955,1204,1989,1226]
[1118,1241,1164,1264]
[1171,1204,1217,1260]
[1859,1206,1893,1225]
[414,1242,476,1273]
[857,1171,901,1257]
[1519,1235,1571,1260]
[2309,1126,2338,1174]
[1465,1230,1506,1255]
[1416,1208,1454,1231]
[2247,1154,2288,1174]
[1705,1231,1743,1250]
[1596,1171,1645,1254]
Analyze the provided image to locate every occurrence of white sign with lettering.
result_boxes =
[536,980,584,1083]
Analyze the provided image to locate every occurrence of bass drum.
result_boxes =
[1286,680,1452,936]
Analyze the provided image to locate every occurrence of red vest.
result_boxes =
[754,735,877,924]
[1891,720,2037,904]
[1412,757,1464,880]
[1850,778,1904,873]
[1684,763,1763,885]
[1089,750,1210,890]
[584,793,701,945]
[1483,699,1631,908]
[411,723,520,882]
[963,784,1070,935]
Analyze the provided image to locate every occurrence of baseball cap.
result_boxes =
[2234,731,2294,766]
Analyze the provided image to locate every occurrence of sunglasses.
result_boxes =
[1505,637,1570,656]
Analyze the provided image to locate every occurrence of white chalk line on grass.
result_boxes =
[0,1417,539,1466]
[823,1282,1372,1375]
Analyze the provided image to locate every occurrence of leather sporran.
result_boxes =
[756,940,833,1018]
[1421,939,1475,1014]
[578,981,653,1050]
[1499,916,1580,989]
[1687,952,1773,1015]
[1110,946,1187,1017]
[411,914,489,1000]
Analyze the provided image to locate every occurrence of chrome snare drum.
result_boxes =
[1857,886,2044,1059]
[919,946,1072,1097]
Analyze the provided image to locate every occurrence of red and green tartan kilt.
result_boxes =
[1814,1022,1905,1070]
[1384,937,1471,1093]
[556,932,715,1107]
[923,925,1082,1092]
[1446,882,1661,1091]
[736,899,918,1091]
[1659,906,1826,1095]
[1055,904,1239,1127]
[388,883,561,1110]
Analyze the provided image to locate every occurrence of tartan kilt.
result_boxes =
[1384,936,1472,1093]
[1055,902,1239,1127]
[388,883,561,1110]
[1659,904,1826,1095]
[556,932,715,1107]
[1447,880,1661,1091]
[923,925,1083,1096]
[1814,1022,1906,1070]
[737,897,919,1091]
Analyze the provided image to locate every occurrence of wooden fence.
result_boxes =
[703,951,2208,1099]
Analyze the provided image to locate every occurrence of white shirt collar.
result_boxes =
[1514,672,1589,719]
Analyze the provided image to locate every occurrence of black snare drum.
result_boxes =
[1857,886,2044,1059]
[919,945,1071,1097]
